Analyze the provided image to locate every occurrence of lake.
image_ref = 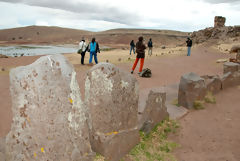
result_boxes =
[0,45,78,57]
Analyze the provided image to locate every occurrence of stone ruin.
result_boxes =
[85,63,140,161]
[178,62,240,109]
[191,16,240,44]
[214,16,226,28]
[3,55,94,161]
[0,56,169,161]
[138,88,168,134]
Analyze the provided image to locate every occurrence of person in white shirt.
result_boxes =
[79,38,88,65]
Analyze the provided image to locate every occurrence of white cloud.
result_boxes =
[0,0,239,32]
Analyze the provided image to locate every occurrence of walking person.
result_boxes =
[79,38,88,65]
[129,40,135,55]
[148,38,153,56]
[186,37,192,56]
[131,36,146,74]
[88,37,100,64]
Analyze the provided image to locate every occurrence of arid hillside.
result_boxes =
[0,26,189,48]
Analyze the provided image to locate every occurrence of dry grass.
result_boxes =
[204,92,216,104]
[193,100,205,110]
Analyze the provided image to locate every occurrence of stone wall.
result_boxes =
[178,62,240,109]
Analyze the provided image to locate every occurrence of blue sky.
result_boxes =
[0,0,240,32]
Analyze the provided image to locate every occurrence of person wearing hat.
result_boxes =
[131,36,146,74]
[186,37,192,56]
[79,38,88,65]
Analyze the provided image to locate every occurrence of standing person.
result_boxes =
[131,36,146,74]
[129,40,135,55]
[79,38,88,65]
[89,37,100,64]
[186,37,192,56]
[148,38,153,56]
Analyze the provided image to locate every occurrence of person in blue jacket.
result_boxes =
[88,37,100,64]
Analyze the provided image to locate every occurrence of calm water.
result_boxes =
[0,45,78,57]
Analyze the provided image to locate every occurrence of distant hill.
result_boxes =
[0,26,190,48]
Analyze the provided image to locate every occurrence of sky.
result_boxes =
[0,0,240,32]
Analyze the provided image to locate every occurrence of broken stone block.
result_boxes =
[178,72,207,109]
[221,71,240,89]
[138,88,169,134]
[85,63,139,161]
[6,55,94,161]
[223,62,239,74]
[201,75,222,94]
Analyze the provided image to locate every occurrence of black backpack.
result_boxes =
[139,68,152,77]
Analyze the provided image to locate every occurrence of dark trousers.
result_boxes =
[81,52,85,64]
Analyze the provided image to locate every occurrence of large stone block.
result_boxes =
[178,72,207,109]
[85,63,139,161]
[5,55,94,161]
[138,88,169,134]
[201,75,222,94]
[223,62,239,74]
[221,71,240,89]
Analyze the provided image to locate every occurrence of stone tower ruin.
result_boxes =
[214,16,226,28]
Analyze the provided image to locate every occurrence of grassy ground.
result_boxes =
[94,118,180,161]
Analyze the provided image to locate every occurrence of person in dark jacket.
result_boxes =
[88,37,100,64]
[186,37,192,56]
[129,40,135,55]
[147,38,153,56]
[131,36,146,74]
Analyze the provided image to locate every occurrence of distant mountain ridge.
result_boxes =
[0,26,189,47]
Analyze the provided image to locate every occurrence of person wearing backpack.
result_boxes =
[131,36,146,74]
[78,38,88,65]
[129,40,135,55]
[186,37,192,56]
[147,38,153,56]
[88,37,100,64]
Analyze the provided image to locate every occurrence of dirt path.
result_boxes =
[170,87,240,161]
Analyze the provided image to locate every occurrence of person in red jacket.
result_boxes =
[131,36,146,74]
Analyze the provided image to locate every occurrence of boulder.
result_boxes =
[230,45,240,53]
[223,62,239,74]
[178,72,207,109]
[138,88,169,134]
[5,55,94,161]
[85,63,139,161]
[201,75,222,94]
[221,71,240,89]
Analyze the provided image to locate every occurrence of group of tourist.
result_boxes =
[78,36,192,75]
[78,37,100,65]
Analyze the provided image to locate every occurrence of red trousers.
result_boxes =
[132,58,144,72]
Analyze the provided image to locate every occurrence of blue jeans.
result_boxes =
[187,47,191,56]
[89,51,98,64]
[130,46,135,55]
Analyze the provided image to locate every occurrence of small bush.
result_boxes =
[193,100,205,110]
[204,92,216,104]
